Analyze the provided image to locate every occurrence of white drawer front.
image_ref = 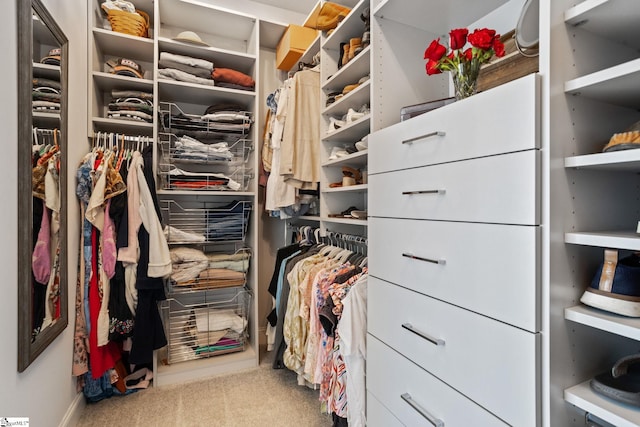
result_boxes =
[367,335,509,427]
[369,150,539,225]
[369,217,540,332]
[368,277,540,427]
[366,391,404,427]
[369,74,539,174]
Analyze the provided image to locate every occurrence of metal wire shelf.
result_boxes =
[162,199,252,245]
[157,164,253,192]
[160,287,251,364]
[159,132,252,166]
[159,102,253,137]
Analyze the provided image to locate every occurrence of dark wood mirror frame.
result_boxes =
[17,0,69,372]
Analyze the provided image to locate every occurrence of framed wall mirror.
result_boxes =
[17,0,69,372]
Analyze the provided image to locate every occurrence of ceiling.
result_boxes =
[250,0,318,15]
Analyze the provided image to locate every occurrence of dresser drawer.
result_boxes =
[369,74,539,174]
[368,277,540,426]
[367,335,509,427]
[368,149,539,225]
[367,391,404,427]
[368,217,539,332]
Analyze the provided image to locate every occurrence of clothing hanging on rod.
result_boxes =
[262,69,321,220]
[31,126,62,340]
[266,228,368,427]
[72,140,171,402]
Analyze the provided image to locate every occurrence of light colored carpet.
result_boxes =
[75,347,332,426]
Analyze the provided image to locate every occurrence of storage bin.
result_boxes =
[276,24,318,71]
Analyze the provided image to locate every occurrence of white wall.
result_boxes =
[0,0,87,425]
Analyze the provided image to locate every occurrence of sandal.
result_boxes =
[591,353,640,407]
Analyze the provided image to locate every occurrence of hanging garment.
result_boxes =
[279,69,321,190]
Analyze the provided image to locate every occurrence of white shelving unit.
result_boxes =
[87,0,260,388]
[319,0,370,236]
[32,14,61,129]
[88,0,155,135]
[552,0,640,425]
[153,0,260,386]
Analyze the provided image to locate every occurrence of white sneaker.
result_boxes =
[355,134,368,151]
[329,146,348,160]
[346,108,365,123]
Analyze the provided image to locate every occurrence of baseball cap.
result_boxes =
[107,58,145,79]
[40,48,61,66]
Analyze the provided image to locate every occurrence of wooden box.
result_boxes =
[477,30,538,93]
[276,24,318,71]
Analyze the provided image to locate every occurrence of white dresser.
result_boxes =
[367,74,541,426]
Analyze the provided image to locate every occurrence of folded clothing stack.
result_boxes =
[211,68,255,91]
[32,77,61,112]
[158,51,215,86]
[107,89,154,122]
[169,246,250,290]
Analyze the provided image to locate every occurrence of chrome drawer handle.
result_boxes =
[402,253,446,265]
[402,323,445,346]
[402,189,446,195]
[402,131,446,144]
[401,393,445,427]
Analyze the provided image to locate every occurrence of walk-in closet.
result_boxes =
[6,0,640,426]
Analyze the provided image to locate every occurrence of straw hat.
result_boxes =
[173,31,209,47]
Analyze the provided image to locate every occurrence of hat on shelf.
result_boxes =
[40,48,61,66]
[173,31,210,47]
[107,58,145,79]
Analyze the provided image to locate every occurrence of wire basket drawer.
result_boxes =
[159,102,253,137]
[158,132,254,192]
[160,287,251,364]
[162,199,252,244]
[168,247,251,293]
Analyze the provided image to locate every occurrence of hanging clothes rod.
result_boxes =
[324,229,368,247]
[91,132,153,149]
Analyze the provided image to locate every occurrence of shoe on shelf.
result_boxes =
[328,146,349,160]
[350,210,368,219]
[361,31,371,49]
[340,206,360,216]
[342,83,360,94]
[341,43,350,68]
[346,107,365,123]
[342,166,362,184]
[349,37,362,61]
[328,116,346,133]
[355,135,369,151]
[580,249,640,317]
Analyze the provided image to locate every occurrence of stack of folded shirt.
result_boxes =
[164,225,206,244]
[158,51,215,86]
[107,89,154,122]
[170,247,209,284]
[32,77,61,112]
[166,166,241,191]
[173,135,234,163]
[211,68,255,91]
[169,247,249,290]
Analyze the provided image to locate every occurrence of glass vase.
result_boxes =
[452,60,481,100]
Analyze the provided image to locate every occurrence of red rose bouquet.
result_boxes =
[424,28,505,99]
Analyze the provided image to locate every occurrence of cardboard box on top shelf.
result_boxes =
[276,24,318,71]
